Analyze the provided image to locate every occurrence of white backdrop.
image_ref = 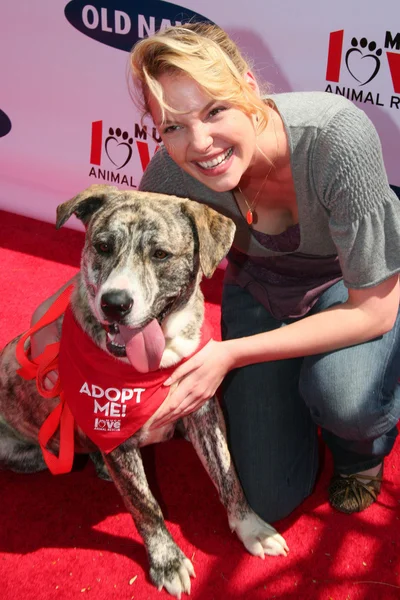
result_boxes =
[0,0,399,229]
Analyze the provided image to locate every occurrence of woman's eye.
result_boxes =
[95,242,112,255]
[209,106,226,118]
[163,124,180,134]
[153,249,170,260]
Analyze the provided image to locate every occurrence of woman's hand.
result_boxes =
[150,339,235,429]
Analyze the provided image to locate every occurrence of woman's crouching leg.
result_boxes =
[221,284,319,522]
[221,358,319,523]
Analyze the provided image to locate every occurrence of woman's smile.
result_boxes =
[148,72,259,192]
[194,147,234,175]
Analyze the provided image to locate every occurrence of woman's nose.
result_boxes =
[189,124,213,153]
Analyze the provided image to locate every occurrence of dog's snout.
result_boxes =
[101,290,133,321]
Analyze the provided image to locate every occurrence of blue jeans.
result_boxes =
[221,281,400,522]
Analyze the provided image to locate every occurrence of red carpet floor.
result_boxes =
[1,209,400,600]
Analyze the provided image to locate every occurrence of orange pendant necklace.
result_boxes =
[237,109,279,227]
[246,209,255,225]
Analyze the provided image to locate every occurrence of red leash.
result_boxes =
[16,285,75,475]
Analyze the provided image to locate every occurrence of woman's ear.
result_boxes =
[244,71,260,96]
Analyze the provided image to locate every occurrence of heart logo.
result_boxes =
[345,48,381,86]
[105,129,133,170]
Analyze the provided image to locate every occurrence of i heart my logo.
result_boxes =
[345,48,381,86]
[105,135,133,170]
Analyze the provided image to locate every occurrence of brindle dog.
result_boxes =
[0,185,288,597]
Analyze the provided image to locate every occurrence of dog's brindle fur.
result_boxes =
[0,185,288,597]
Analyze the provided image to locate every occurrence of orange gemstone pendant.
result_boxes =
[246,210,253,225]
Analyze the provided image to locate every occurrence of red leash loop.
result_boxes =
[15,285,75,474]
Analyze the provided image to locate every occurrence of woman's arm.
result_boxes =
[230,274,399,368]
[151,274,399,427]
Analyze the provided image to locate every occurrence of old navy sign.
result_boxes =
[64,0,213,52]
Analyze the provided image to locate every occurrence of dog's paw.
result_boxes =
[150,554,195,598]
[230,511,289,558]
[160,347,183,369]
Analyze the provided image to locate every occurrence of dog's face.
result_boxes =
[56,185,235,368]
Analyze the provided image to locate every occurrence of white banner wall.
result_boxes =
[0,0,399,229]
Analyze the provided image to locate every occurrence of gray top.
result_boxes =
[140,91,400,308]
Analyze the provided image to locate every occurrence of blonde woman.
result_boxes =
[130,23,400,520]
[32,23,400,521]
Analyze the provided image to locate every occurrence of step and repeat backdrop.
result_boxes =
[0,0,399,228]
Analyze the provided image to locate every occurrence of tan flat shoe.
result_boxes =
[328,465,383,514]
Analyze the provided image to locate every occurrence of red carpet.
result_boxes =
[1,209,400,600]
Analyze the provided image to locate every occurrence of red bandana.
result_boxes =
[16,286,212,474]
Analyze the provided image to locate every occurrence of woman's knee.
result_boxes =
[299,351,400,441]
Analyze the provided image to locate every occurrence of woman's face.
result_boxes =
[147,72,259,193]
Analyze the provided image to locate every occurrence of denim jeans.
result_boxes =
[221,281,400,522]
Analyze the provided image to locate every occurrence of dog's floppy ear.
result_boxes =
[56,184,120,229]
[181,201,236,278]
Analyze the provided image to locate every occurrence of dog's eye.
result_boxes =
[95,242,112,255]
[153,249,170,260]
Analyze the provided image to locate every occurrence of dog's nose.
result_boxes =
[101,290,133,321]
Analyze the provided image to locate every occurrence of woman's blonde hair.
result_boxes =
[130,22,270,132]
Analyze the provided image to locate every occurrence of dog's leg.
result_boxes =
[89,451,112,481]
[183,398,289,558]
[102,444,195,598]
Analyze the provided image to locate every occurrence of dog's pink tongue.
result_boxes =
[119,320,165,373]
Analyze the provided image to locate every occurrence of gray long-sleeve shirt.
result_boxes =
[140,91,400,318]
